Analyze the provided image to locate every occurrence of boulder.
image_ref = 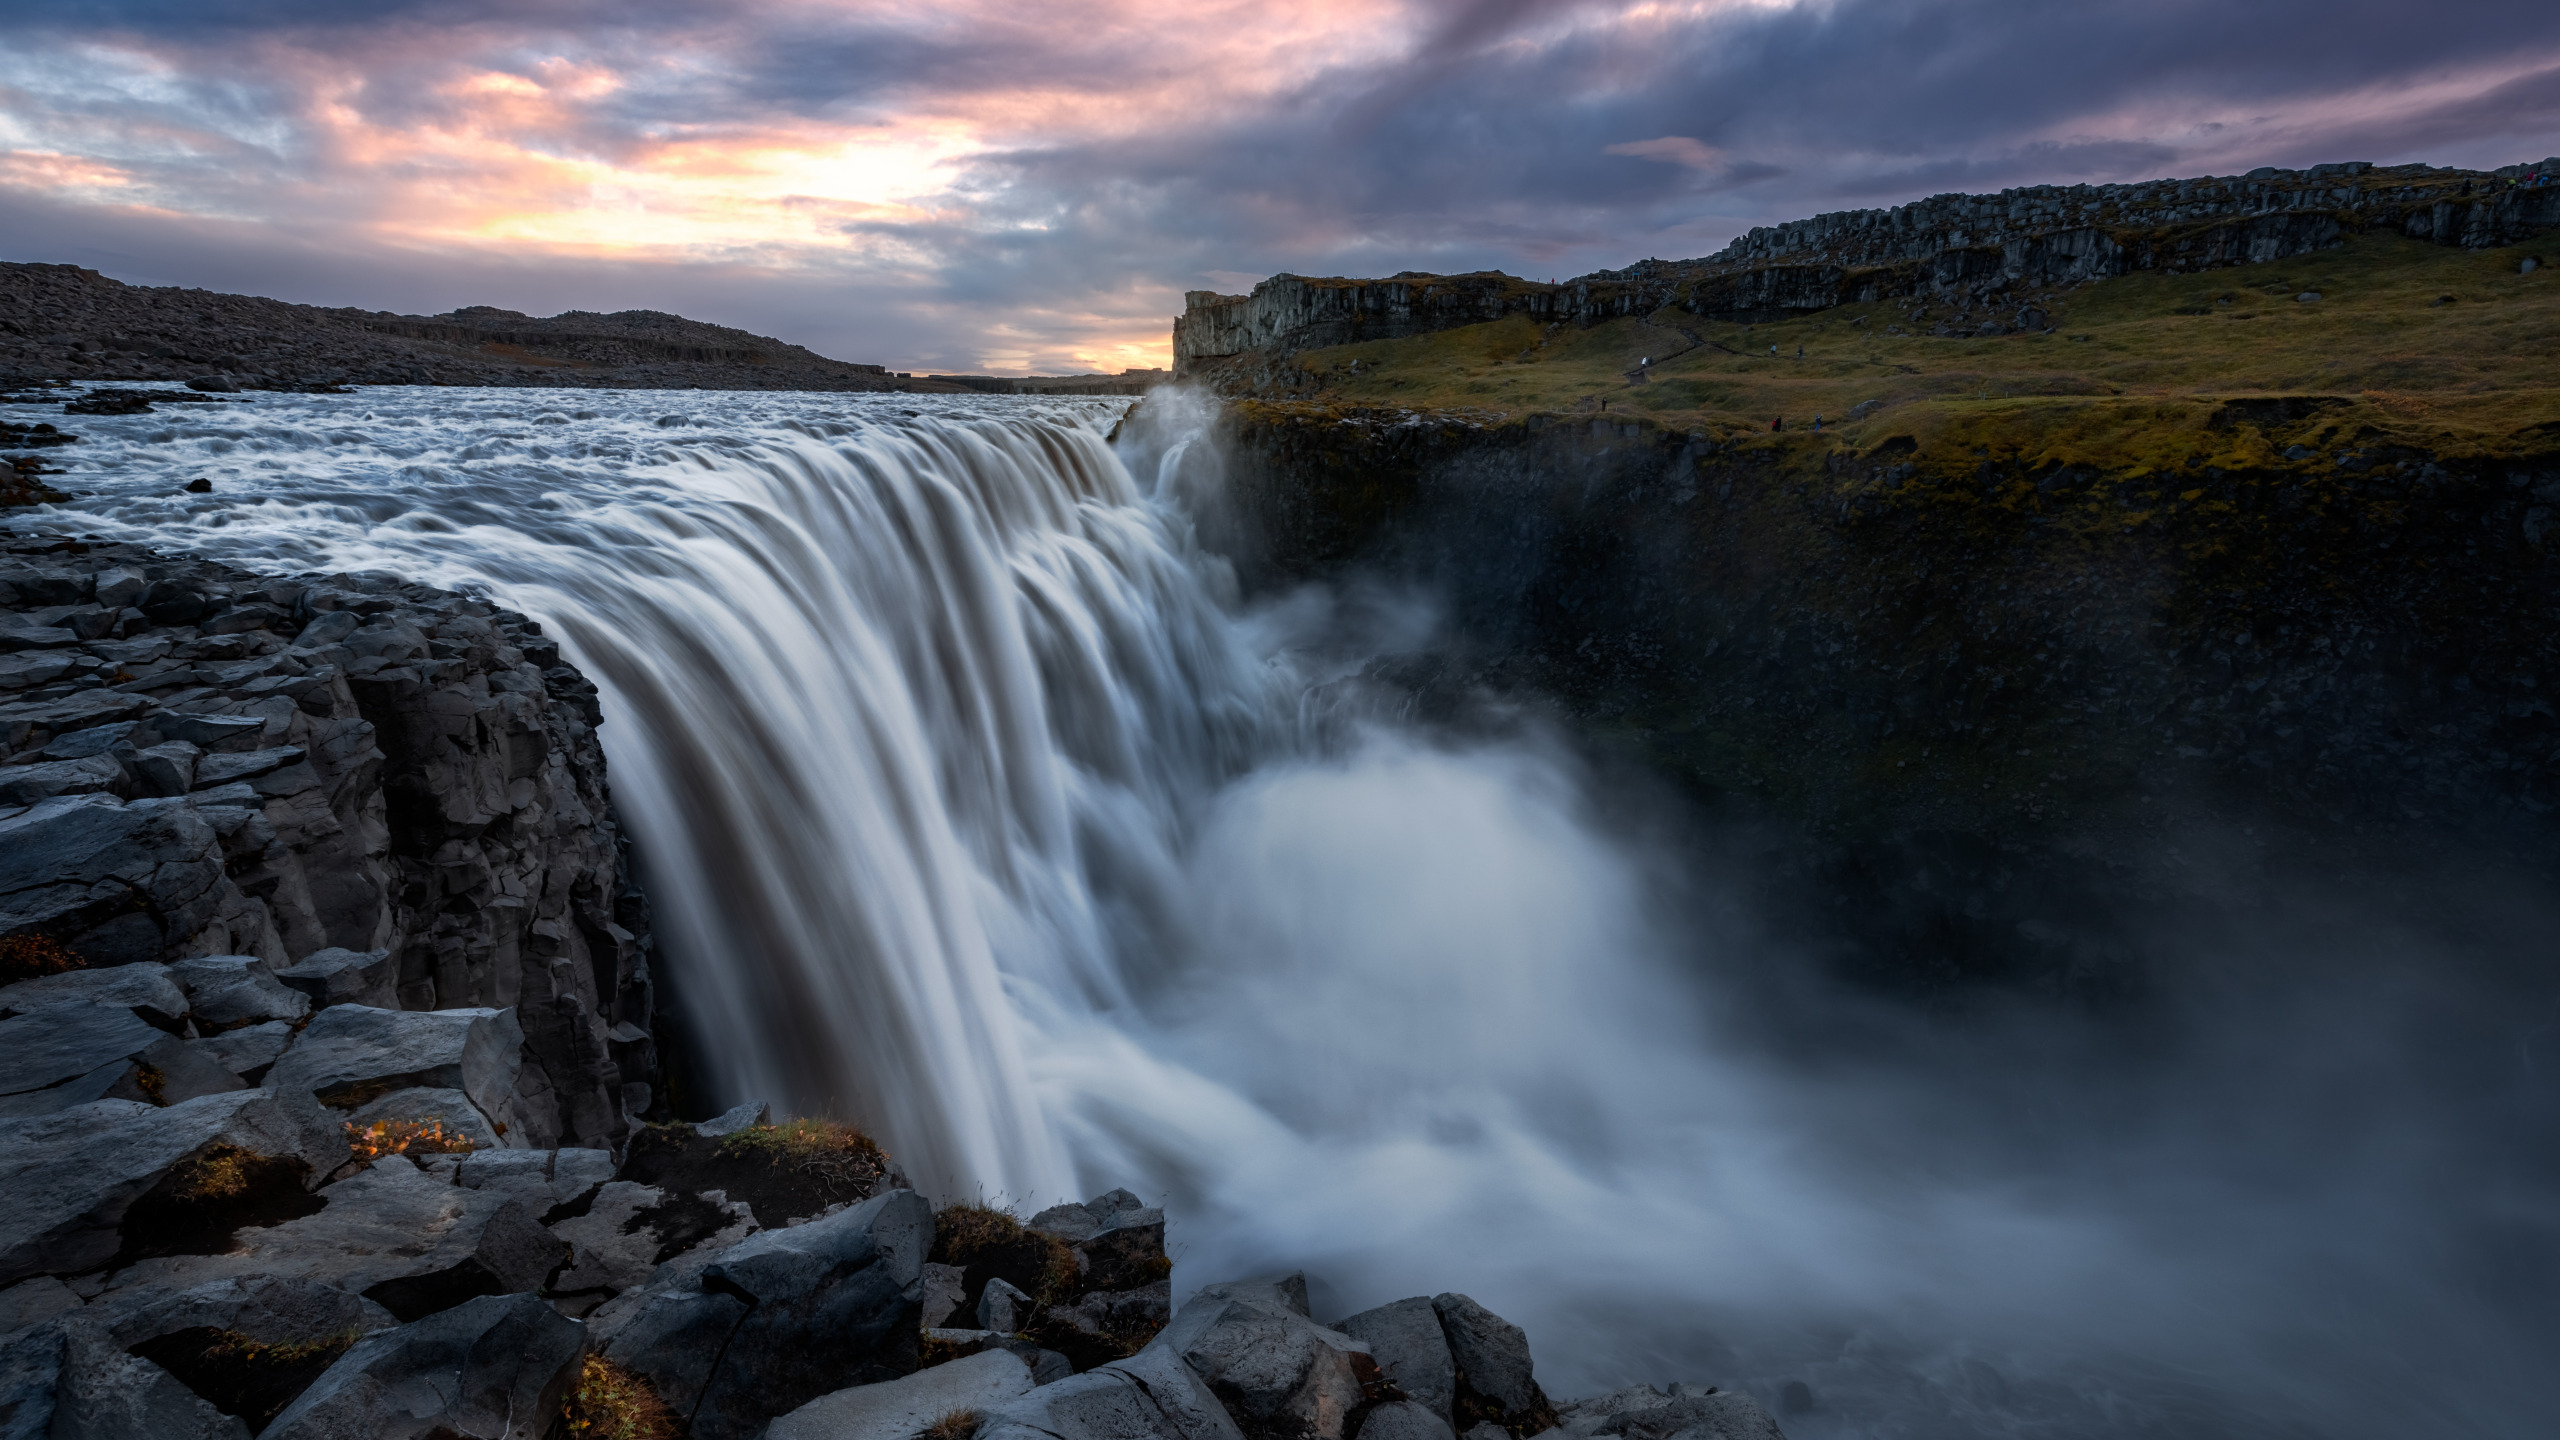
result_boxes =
[1340,1296,1457,1424]
[271,948,396,1010]
[602,1187,931,1440]
[1361,1399,1460,1440]
[1432,1293,1557,1436]
[980,1275,1034,1333]
[695,1098,769,1137]
[919,1261,967,1328]
[269,1004,523,1118]
[168,955,310,1029]
[0,962,188,1027]
[453,1146,617,1209]
[0,1317,248,1440]
[0,1001,164,1110]
[186,1020,295,1083]
[1151,1274,1373,1440]
[0,1087,343,1287]
[977,1338,1246,1440]
[764,1347,1036,1440]
[260,1291,585,1440]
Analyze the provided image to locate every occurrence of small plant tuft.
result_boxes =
[918,1407,983,1440]
[344,1117,475,1161]
[715,1117,887,1199]
[0,933,85,983]
[561,1355,683,1439]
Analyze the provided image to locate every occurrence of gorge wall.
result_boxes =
[1176,160,2560,386]
[1208,402,2560,988]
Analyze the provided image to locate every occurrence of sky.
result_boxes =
[3,1,2557,375]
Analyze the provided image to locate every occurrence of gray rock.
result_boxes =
[169,955,310,1029]
[1361,1399,1459,1440]
[0,1087,344,1287]
[919,1260,967,1328]
[1031,1186,1164,1244]
[978,1339,1246,1440]
[0,795,242,969]
[186,1019,295,1082]
[454,1146,617,1208]
[1051,1278,1172,1343]
[764,1347,1036,1440]
[192,745,305,790]
[261,1291,585,1440]
[1461,1425,1509,1440]
[106,1152,561,1318]
[695,1098,769,1137]
[0,755,125,807]
[1340,1297,1456,1424]
[548,1181,678,1295]
[35,722,144,761]
[151,713,267,753]
[602,1187,931,1440]
[1433,1293,1554,1433]
[0,1316,249,1440]
[1151,1274,1370,1440]
[0,1276,79,1340]
[0,1001,162,1102]
[980,1275,1033,1333]
[270,1003,523,1118]
[0,961,187,1026]
[92,569,147,611]
[130,1032,252,1106]
[345,1086,503,1153]
[129,741,202,797]
[272,947,397,1009]
[94,1273,395,1351]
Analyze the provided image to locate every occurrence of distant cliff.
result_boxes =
[0,265,923,393]
[1176,159,2560,387]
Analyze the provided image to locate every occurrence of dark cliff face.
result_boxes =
[0,533,655,1146]
[1211,402,2560,991]
[1176,161,2560,386]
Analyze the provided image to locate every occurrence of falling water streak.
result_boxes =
[34,390,1290,1203]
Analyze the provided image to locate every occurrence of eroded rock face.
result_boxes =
[0,535,656,1149]
[1152,1274,1379,1440]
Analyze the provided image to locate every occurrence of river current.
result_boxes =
[16,385,2553,1439]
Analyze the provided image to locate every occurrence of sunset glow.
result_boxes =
[3,1,2555,371]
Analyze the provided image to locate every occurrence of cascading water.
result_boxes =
[30,385,2557,1438]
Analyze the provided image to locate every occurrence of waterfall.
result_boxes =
[36,385,2557,1437]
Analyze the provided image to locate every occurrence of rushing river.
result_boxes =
[16,385,2554,1439]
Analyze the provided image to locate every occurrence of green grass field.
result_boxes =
[1288,233,2560,468]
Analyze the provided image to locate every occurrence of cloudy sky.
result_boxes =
[4,1,2556,373]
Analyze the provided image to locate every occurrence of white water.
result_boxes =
[19,386,2554,1438]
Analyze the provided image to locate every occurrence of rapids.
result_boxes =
[17,385,2554,1439]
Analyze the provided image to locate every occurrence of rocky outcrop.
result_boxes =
[0,532,655,1147]
[1175,160,2560,384]
[0,263,927,393]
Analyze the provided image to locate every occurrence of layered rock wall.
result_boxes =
[1176,160,2560,382]
[0,531,654,1146]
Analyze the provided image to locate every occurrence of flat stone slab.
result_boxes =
[269,1004,523,1118]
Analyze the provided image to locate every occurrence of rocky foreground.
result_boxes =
[0,535,1782,1438]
